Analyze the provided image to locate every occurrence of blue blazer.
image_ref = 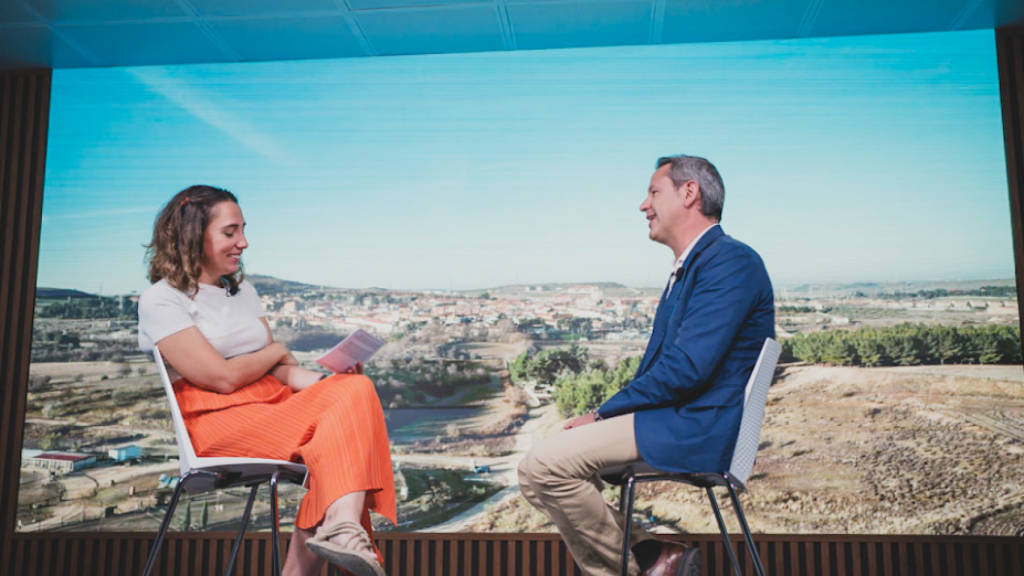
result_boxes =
[597,226,774,473]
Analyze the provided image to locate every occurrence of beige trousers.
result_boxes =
[517,414,655,576]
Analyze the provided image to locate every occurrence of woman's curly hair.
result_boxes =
[145,185,244,297]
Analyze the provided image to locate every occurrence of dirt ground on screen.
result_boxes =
[473,364,1024,536]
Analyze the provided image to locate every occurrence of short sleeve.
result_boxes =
[240,280,265,318]
[138,282,196,346]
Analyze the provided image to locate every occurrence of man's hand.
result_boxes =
[563,411,598,430]
[343,361,364,375]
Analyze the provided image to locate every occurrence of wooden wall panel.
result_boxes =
[5,532,1024,576]
[0,69,51,575]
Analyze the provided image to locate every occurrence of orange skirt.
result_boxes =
[174,373,396,560]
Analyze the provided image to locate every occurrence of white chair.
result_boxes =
[600,337,782,576]
[141,345,308,576]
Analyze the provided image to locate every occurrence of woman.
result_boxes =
[138,185,394,576]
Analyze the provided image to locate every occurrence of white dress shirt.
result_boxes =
[666,223,720,294]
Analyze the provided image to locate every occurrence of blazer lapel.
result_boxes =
[638,279,682,374]
[637,226,726,376]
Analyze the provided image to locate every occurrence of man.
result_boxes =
[518,155,774,576]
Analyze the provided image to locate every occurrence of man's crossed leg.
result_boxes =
[517,414,701,576]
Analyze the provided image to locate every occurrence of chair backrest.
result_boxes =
[152,345,199,476]
[727,338,782,485]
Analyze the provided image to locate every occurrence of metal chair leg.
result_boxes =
[706,486,743,576]
[618,474,636,576]
[223,484,260,576]
[725,479,766,576]
[270,471,283,576]
[141,472,195,576]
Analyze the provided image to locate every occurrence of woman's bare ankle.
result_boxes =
[317,491,375,555]
[323,491,366,527]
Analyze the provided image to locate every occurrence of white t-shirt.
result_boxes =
[138,278,267,383]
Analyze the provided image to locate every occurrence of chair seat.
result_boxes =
[599,461,745,492]
[180,457,308,493]
[599,460,662,481]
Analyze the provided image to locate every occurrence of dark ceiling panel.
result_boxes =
[0,0,1020,70]
[0,26,94,68]
[354,5,506,56]
[507,0,654,50]
[0,2,40,24]
[59,21,225,66]
[187,0,339,18]
[809,0,969,38]
[210,15,366,62]
[24,0,187,23]
[661,0,809,44]
[348,0,490,9]
[958,1,995,30]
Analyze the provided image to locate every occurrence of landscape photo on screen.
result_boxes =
[19,29,1024,536]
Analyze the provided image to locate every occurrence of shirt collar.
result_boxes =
[670,223,720,274]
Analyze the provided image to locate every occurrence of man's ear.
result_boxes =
[682,180,701,209]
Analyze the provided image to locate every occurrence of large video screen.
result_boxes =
[20,29,1023,537]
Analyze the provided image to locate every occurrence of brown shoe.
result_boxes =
[641,542,702,576]
[306,520,386,576]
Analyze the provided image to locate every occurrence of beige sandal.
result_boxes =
[305,520,386,576]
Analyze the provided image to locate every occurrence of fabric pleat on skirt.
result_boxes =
[173,373,396,561]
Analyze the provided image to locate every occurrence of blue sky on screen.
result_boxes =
[40,29,1009,294]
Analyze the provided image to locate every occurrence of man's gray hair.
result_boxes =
[656,155,725,221]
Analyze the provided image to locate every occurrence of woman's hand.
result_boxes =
[273,359,361,392]
[280,366,325,392]
[280,351,300,366]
